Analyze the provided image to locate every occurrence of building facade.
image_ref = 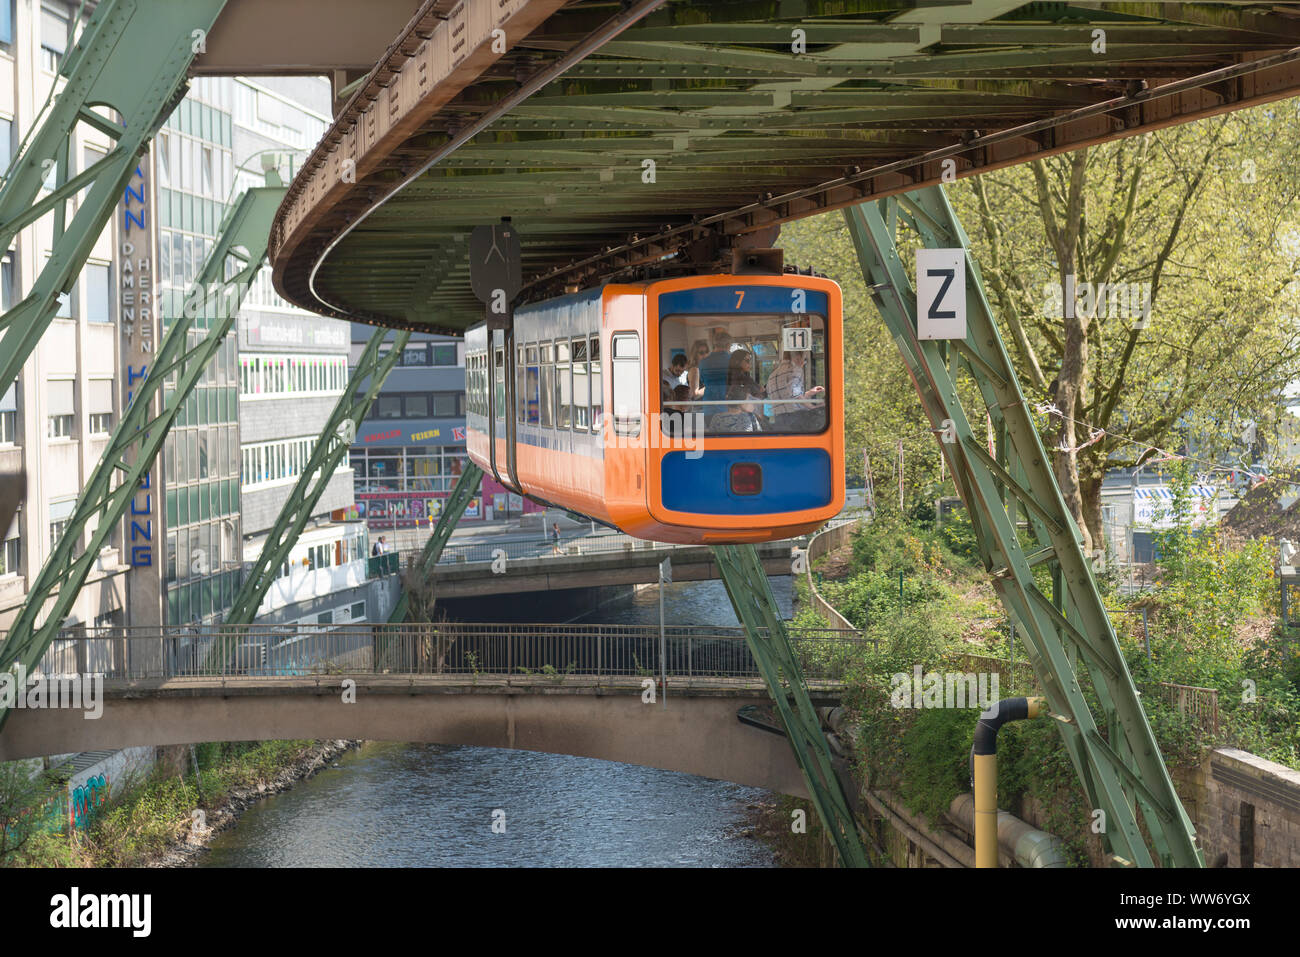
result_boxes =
[349,324,479,527]
[0,0,131,634]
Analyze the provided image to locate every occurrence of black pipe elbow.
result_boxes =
[973,696,1031,757]
[969,696,1033,788]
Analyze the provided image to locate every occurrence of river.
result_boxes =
[200,577,791,867]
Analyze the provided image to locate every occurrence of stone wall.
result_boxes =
[1174,748,1300,868]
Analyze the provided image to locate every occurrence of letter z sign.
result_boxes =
[915,249,966,340]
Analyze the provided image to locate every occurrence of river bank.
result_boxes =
[149,739,361,867]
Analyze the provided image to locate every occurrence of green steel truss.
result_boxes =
[223,326,411,626]
[388,462,484,624]
[0,184,282,727]
[843,187,1201,868]
[712,543,870,868]
[0,0,229,397]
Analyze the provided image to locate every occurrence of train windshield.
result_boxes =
[659,313,827,436]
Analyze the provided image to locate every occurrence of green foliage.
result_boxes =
[6,740,321,867]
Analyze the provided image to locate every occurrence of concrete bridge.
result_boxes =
[386,537,800,599]
[0,625,869,795]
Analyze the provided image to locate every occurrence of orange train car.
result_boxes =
[465,273,844,544]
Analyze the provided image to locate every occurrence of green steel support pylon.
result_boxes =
[843,187,1202,868]
[0,0,229,398]
[388,462,484,624]
[712,544,871,868]
[223,327,411,627]
[0,184,283,727]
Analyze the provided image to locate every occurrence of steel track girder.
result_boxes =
[0,184,283,728]
[842,186,1201,867]
[222,326,411,628]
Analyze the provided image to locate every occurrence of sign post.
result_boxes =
[659,556,671,709]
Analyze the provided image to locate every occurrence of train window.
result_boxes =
[524,347,540,425]
[572,337,589,431]
[611,333,641,437]
[539,343,554,427]
[494,347,506,421]
[660,312,827,435]
[516,346,527,423]
[555,341,571,429]
[589,335,602,431]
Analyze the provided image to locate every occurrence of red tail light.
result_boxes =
[730,463,762,495]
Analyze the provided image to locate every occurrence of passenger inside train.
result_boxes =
[660,313,827,436]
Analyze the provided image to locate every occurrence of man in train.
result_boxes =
[660,353,688,405]
[697,329,735,409]
[766,348,825,432]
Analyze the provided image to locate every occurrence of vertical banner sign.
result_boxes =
[119,152,163,627]
[915,248,967,340]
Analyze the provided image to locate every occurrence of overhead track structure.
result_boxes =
[0,183,284,729]
[844,185,1201,867]
[0,0,229,398]
[270,0,1300,331]
[223,326,411,626]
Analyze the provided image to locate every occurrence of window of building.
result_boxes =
[405,394,429,418]
[49,498,75,551]
[84,262,111,323]
[0,381,15,445]
[376,396,402,419]
[46,378,74,439]
[40,2,70,73]
[1,517,18,577]
[432,344,457,366]
[317,610,333,626]
[0,0,14,48]
[1,248,14,312]
[0,118,11,168]
[88,377,113,435]
[350,601,365,621]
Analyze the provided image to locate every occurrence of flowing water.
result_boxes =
[200,578,791,867]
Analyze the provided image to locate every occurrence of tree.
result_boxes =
[784,100,1300,553]
[950,102,1300,553]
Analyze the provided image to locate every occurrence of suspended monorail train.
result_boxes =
[465,273,843,544]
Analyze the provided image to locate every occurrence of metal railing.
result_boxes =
[384,509,872,571]
[28,623,874,684]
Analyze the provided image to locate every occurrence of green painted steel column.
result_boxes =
[842,186,1201,868]
[712,543,871,868]
[0,184,283,728]
[388,462,484,624]
[222,327,411,629]
[0,0,229,398]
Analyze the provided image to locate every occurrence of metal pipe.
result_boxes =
[970,696,1046,868]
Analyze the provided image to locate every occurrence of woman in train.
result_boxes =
[725,349,764,401]
[685,338,710,399]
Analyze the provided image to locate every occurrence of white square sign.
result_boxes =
[916,248,966,340]
[781,325,812,352]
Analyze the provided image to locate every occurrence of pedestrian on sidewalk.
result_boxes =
[551,521,561,554]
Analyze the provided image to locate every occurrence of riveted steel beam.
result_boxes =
[0,183,282,729]
[0,0,229,398]
[842,185,1202,868]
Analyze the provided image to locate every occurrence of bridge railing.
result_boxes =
[27,623,874,683]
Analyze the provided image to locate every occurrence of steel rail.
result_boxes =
[526,45,1300,291]
[303,0,670,322]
